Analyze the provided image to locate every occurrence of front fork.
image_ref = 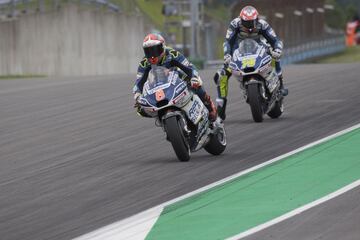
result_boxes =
[161,111,190,141]
[244,80,267,102]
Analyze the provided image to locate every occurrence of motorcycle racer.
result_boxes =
[133,33,217,121]
[214,5,288,121]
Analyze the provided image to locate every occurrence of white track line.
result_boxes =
[74,122,360,240]
[226,179,360,240]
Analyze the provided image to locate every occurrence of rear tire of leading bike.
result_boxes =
[247,84,264,123]
[164,116,190,162]
[267,99,284,119]
[204,127,227,156]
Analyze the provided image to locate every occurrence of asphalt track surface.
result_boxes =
[0,63,360,240]
[244,186,360,240]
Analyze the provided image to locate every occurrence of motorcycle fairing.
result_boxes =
[141,72,187,110]
[230,50,271,75]
[182,94,208,125]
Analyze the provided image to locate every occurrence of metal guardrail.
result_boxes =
[79,0,119,12]
[205,36,346,69]
[283,36,345,64]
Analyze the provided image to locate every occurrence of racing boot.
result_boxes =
[278,74,288,97]
[203,93,217,122]
[216,98,227,121]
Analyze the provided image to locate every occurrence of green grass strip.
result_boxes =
[315,46,360,63]
[146,127,360,240]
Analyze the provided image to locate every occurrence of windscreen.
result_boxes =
[238,39,259,55]
[147,66,171,90]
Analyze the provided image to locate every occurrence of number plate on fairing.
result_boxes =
[182,95,207,124]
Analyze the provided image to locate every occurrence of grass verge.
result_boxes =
[0,75,46,80]
[315,46,360,63]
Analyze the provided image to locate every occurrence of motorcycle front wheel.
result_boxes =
[247,84,264,122]
[164,116,190,162]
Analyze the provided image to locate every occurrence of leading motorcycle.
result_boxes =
[138,66,226,162]
[229,38,284,122]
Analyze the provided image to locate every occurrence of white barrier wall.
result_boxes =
[0,5,148,76]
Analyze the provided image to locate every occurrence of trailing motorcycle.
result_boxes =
[138,66,226,162]
[229,39,284,122]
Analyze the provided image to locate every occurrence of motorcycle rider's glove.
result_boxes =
[224,54,232,65]
[134,92,141,101]
[133,92,141,108]
[271,48,282,60]
[190,77,203,89]
[133,92,151,118]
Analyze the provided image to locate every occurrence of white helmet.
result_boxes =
[143,33,166,65]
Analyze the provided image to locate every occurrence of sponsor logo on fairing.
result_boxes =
[168,71,180,85]
[138,97,150,106]
[175,82,186,94]
[188,100,201,122]
[197,110,209,138]
[172,90,187,105]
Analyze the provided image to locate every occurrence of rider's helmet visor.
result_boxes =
[242,19,256,30]
[144,44,164,59]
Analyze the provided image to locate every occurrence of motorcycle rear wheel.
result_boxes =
[164,116,190,162]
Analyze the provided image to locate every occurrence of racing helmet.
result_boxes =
[239,6,259,32]
[143,33,166,65]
